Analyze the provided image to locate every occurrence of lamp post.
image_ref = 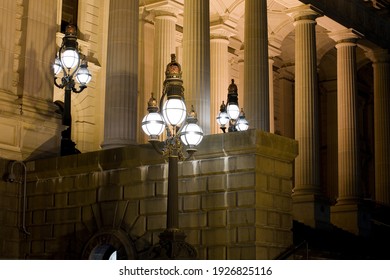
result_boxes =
[141,54,203,259]
[216,79,249,133]
[53,24,92,156]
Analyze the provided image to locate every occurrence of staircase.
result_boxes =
[275,218,390,260]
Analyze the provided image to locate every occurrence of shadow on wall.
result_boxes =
[24,134,61,161]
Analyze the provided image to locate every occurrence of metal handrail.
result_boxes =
[274,240,309,260]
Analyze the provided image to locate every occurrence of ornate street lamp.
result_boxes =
[141,54,203,259]
[53,24,92,156]
[216,79,249,133]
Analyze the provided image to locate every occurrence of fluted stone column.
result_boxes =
[367,49,390,205]
[152,4,180,102]
[138,8,154,144]
[278,66,295,138]
[288,6,329,228]
[323,80,338,202]
[244,0,270,131]
[238,49,245,110]
[332,30,361,204]
[269,46,281,134]
[102,0,138,148]
[269,58,275,133]
[182,0,211,134]
[330,29,369,236]
[210,25,231,134]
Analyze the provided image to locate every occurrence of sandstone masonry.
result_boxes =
[0,130,297,259]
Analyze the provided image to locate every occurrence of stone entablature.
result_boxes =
[300,0,390,49]
[0,130,297,259]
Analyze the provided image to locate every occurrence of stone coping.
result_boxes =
[27,129,298,180]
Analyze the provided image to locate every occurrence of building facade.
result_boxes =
[0,0,389,259]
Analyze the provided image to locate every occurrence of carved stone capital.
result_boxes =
[329,28,363,45]
[286,4,323,23]
[365,48,390,63]
[210,17,237,40]
[144,0,183,21]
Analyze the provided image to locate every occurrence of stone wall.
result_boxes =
[0,159,22,258]
[0,130,297,259]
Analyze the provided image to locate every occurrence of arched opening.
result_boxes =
[89,244,117,260]
[82,229,137,260]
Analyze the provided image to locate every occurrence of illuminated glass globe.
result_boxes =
[227,103,240,120]
[180,123,204,147]
[141,112,165,139]
[236,119,249,131]
[60,49,80,69]
[162,98,187,126]
[180,105,203,147]
[76,63,92,85]
[53,57,62,75]
[216,109,229,127]
[236,117,249,131]
[217,101,229,127]
[236,109,249,131]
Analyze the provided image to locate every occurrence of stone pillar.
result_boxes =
[151,3,180,102]
[288,6,329,228]
[210,24,232,134]
[332,30,361,204]
[367,49,390,205]
[102,0,138,148]
[330,29,369,235]
[244,0,270,131]
[237,49,245,110]
[269,58,275,133]
[1,1,17,94]
[278,66,295,139]
[324,80,338,202]
[269,46,281,134]
[17,0,57,101]
[182,0,211,135]
[0,0,62,160]
[138,8,154,144]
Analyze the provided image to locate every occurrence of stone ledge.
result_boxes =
[196,130,298,162]
[28,130,297,180]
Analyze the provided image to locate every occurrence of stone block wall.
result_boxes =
[0,159,23,259]
[0,130,297,259]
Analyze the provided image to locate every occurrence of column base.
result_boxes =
[292,193,330,229]
[331,202,371,236]
[147,228,197,260]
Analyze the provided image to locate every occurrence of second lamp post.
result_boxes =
[216,79,249,133]
[53,24,92,156]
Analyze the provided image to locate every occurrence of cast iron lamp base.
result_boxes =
[147,228,197,260]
